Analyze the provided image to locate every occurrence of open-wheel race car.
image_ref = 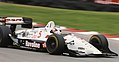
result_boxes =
[0,17,118,57]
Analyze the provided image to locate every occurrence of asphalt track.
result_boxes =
[0,31,119,62]
[0,23,119,62]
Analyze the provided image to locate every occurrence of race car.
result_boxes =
[0,17,118,57]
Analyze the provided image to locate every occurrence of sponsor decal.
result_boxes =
[5,17,23,24]
[25,41,40,48]
[42,42,46,48]
[0,18,5,22]
[6,19,22,21]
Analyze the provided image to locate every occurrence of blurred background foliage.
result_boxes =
[1,0,119,12]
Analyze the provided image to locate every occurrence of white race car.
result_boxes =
[0,17,118,57]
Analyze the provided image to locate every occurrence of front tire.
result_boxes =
[46,34,65,55]
[89,35,109,53]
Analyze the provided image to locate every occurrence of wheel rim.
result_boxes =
[90,37,103,51]
[47,36,58,53]
[50,40,56,49]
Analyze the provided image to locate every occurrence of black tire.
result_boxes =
[89,35,110,53]
[0,26,13,47]
[46,34,65,55]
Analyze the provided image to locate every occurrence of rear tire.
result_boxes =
[46,34,65,55]
[0,26,13,47]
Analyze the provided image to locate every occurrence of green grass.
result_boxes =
[0,2,119,35]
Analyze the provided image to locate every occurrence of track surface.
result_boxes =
[0,31,119,62]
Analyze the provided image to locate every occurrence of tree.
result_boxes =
[8,0,32,4]
[85,0,95,2]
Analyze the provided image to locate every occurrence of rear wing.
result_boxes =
[0,17,32,28]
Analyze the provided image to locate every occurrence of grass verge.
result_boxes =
[0,2,119,35]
